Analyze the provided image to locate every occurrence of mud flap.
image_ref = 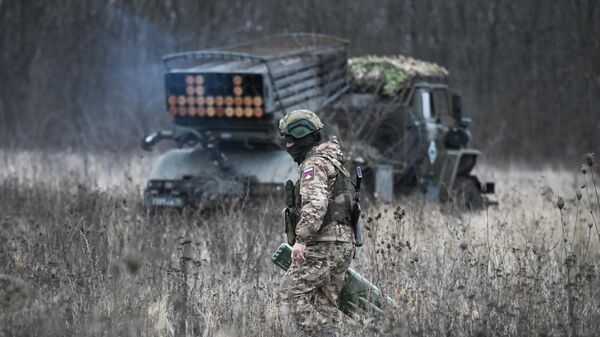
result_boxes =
[374,164,393,202]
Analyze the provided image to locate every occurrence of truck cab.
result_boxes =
[412,82,493,208]
[329,75,494,208]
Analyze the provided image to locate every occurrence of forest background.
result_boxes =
[1,0,599,164]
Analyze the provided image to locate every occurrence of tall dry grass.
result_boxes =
[1,150,599,336]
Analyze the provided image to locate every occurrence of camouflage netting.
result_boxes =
[348,55,449,96]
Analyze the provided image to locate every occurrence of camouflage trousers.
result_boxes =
[281,241,354,336]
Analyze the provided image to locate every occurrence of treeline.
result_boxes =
[0,0,598,162]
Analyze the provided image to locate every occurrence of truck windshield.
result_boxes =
[432,89,449,116]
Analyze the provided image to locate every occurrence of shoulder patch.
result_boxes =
[302,167,315,180]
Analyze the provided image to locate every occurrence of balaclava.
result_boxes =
[285,131,322,164]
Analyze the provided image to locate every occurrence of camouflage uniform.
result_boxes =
[281,138,355,336]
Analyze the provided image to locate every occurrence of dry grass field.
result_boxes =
[1,150,599,336]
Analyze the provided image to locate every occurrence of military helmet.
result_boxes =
[279,109,324,139]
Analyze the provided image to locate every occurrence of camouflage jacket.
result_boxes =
[295,137,355,245]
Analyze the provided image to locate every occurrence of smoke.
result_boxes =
[4,2,178,150]
[93,5,175,146]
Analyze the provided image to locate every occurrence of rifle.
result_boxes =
[282,179,296,245]
[352,167,364,247]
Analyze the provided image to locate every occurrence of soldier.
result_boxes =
[279,109,355,337]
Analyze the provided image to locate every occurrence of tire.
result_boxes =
[453,176,484,210]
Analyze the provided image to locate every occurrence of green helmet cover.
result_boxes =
[279,109,324,139]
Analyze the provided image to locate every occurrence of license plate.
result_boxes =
[150,196,185,207]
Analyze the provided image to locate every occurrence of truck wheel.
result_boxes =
[453,176,484,210]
